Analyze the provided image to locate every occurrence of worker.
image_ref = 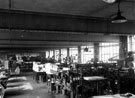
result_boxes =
[16,57,23,66]
[125,52,134,68]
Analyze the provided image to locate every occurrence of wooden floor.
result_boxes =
[4,72,68,98]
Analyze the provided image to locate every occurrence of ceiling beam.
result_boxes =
[0,9,134,34]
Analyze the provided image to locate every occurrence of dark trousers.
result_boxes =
[34,72,47,83]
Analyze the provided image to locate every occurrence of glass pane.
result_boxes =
[55,50,59,61]
[46,51,49,58]
[61,49,67,63]
[99,43,119,63]
[81,45,94,63]
[49,50,53,58]
[69,48,78,63]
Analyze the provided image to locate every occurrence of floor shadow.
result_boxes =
[7,83,23,88]
[7,79,26,83]
[5,90,26,97]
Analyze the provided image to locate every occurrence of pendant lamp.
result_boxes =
[111,11,127,23]
[111,0,127,23]
[102,0,116,3]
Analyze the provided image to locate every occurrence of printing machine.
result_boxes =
[0,67,8,98]
[32,59,135,98]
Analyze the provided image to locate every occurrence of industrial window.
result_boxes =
[61,49,67,63]
[99,43,119,63]
[45,51,49,58]
[69,48,78,63]
[49,50,53,58]
[81,46,94,63]
[55,50,59,61]
[128,35,135,52]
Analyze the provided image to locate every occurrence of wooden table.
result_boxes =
[83,76,106,81]
[93,94,135,98]
[83,76,106,95]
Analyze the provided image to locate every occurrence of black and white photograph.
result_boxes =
[0,0,135,98]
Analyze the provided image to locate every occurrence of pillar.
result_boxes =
[44,51,46,58]
[53,50,55,59]
[119,36,128,67]
[94,43,99,62]
[78,46,81,63]
[40,52,45,59]
[67,48,70,57]
[59,49,61,62]
[119,36,128,59]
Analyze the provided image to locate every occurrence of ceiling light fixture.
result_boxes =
[111,0,127,23]
[111,11,127,23]
[102,0,116,3]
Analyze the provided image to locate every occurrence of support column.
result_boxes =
[59,49,61,62]
[40,52,45,59]
[44,51,46,58]
[119,36,128,59]
[119,36,128,67]
[53,50,55,60]
[128,35,133,51]
[49,50,50,58]
[78,46,81,63]
[67,48,70,57]
[94,43,99,62]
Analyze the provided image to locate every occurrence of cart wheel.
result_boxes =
[0,83,5,98]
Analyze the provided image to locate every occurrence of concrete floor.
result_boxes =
[4,72,68,98]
